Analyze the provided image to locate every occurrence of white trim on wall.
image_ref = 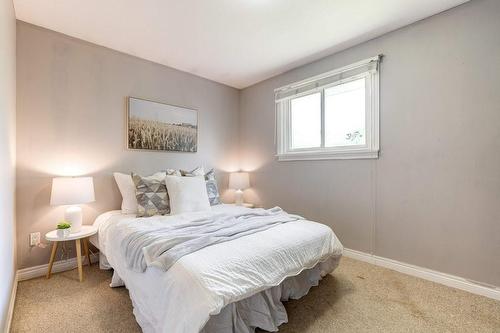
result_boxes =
[14,248,499,312]
[17,254,100,282]
[4,276,18,333]
[343,248,500,301]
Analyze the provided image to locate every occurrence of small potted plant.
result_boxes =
[56,221,71,238]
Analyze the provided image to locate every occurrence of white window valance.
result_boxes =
[275,55,381,102]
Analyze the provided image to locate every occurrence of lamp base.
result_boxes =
[234,189,244,206]
[65,206,82,233]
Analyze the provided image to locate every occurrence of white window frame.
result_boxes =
[275,55,381,161]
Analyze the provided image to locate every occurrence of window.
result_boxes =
[275,56,380,161]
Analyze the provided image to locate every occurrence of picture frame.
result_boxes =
[127,97,198,152]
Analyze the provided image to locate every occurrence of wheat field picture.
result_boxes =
[128,97,197,152]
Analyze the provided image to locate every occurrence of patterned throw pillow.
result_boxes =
[204,169,221,205]
[132,173,170,217]
[181,167,221,206]
[166,169,181,176]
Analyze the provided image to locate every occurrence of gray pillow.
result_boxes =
[204,169,221,206]
[132,172,170,217]
[181,167,221,206]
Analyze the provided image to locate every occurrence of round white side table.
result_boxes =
[45,225,97,282]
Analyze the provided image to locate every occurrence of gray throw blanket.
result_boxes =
[122,207,302,272]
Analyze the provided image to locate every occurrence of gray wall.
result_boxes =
[0,0,16,330]
[240,0,500,287]
[16,22,240,269]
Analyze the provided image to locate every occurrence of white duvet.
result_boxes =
[95,204,343,333]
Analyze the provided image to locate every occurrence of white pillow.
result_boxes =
[113,172,138,214]
[166,175,211,215]
[114,171,172,214]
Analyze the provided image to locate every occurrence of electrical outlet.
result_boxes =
[29,232,41,247]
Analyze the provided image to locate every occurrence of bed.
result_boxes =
[90,204,343,333]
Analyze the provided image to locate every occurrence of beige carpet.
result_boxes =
[11,257,500,333]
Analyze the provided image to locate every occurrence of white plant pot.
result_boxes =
[57,228,70,238]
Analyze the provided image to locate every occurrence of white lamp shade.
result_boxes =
[50,177,95,206]
[229,172,250,190]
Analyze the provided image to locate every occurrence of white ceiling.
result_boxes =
[14,0,469,88]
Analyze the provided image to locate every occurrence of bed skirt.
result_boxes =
[200,255,340,333]
[102,252,340,332]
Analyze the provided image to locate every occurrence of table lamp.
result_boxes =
[229,172,250,205]
[50,177,95,233]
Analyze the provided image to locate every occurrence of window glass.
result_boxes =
[324,78,366,147]
[290,92,321,149]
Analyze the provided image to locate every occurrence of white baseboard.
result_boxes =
[17,253,99,282]
[343,248,500,301]
[14,248,500,301]
[4,275,18,333]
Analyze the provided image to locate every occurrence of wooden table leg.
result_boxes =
[75,239,83,282]
[83,238,91,266]
[46,241,58,279]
